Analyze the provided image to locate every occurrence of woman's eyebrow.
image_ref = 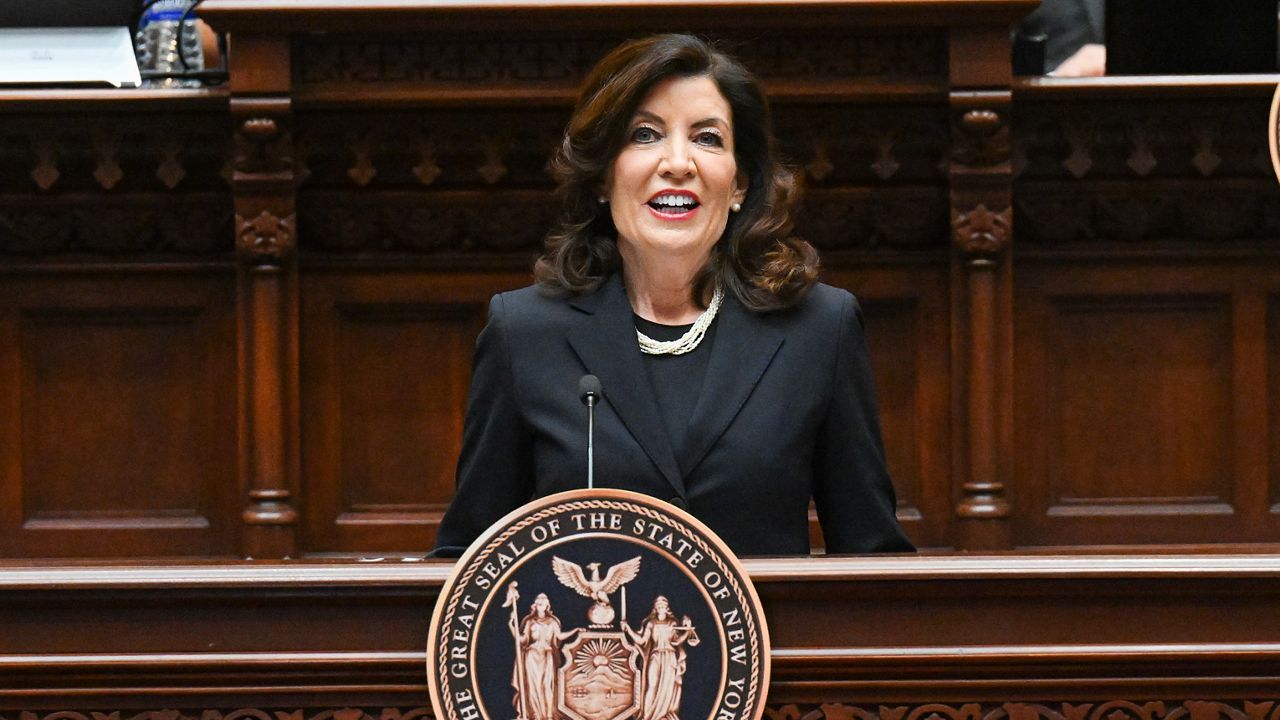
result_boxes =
[691,117,729,129]
[631,110,665,125]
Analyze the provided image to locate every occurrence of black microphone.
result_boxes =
[578,375,603,489]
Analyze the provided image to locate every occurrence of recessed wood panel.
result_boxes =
[1014,269,1257,547]
[1046,295,1233,513]
[335,303,475,513]
[825,265,952,550]
[24,308,208,519]
[300,272,527,554]
[1270,295,1280,517]
[861,298,922,514]
[0,275,238,558]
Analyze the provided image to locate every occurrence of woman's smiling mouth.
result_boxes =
[647,190,701,218]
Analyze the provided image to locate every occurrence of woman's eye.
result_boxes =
[631,127,658,143]
[694,131,725,147]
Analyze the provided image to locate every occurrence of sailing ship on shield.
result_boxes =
[503,556,700,720]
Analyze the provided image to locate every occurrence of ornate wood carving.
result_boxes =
[294,30,945,90]
[233,113,295,181]
[229,51,301,559]
[28,134,59,191]
[951,204,1012,257]
[765,703,1280,720]
[0,711,428,720]
[5,114,228,196]
[14,695,1280,713]
[235,209,297,263]
[949,88,1014,549]
[287,104,951,257]
[91,128,125,190]
[1013,95,1278,250]
[0,201,232,255]
[156,135,187,189]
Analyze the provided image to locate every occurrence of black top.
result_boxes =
[633,315,717,457]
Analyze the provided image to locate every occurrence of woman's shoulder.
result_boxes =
[487,283,581,333]
[766,282,860,328]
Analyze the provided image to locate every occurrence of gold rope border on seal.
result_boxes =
[433,495,766,720]
[1269,81,1280,186]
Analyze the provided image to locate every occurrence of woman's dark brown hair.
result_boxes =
[534,34,818,311]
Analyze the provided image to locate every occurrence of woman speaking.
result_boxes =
[433,34,912,557]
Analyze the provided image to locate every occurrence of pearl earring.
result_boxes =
[731,202,742,213]
[598,196,608,204]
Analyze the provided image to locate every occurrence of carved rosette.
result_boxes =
[235,209,297,264]
[951,203,1012,259]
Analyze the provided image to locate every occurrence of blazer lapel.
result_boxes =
[567,275,686,496]
[679,295,784,476]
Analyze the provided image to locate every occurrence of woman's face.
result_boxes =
[533,596,549,616]
[607,74,746,270]
[654,596,669,618]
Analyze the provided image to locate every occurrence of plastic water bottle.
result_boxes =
[135,0,204,88]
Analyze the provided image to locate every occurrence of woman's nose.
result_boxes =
[659,138,696,178]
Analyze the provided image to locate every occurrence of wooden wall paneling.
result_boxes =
[1013,264,1277,547]
[1272,295,1280,525]
[1011,84,1280,548]
[299,270,530,554]
[1229,288,1269,541]
[0,274,239,557]
[947,26,1016,548]
[229,34,302,559]
[825,266,953,550]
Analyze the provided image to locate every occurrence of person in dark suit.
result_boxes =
[1018,0,1106,76]
[433,34,913,558]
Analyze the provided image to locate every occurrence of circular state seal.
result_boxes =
[428,488,770,720]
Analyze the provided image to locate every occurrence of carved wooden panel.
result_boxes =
[292,102,950,258]
[0,274,238,557]
[299,271,527,554]
[291,29,945,103]
[1013,94,1280,249]
[824,266,951,550]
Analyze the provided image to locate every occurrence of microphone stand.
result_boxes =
[586,393,596,490]
[578,374,603,491]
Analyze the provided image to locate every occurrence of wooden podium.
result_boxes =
[3,555,1280,710]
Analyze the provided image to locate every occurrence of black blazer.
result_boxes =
[433,274,913,557]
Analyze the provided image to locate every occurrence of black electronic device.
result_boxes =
[1106,0,1277,74]
[0,0,139,28]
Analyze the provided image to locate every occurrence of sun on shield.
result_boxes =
[557,630,641,720]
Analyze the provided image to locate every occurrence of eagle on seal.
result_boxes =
[551,555,641,626]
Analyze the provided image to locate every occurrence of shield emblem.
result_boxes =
[557,630,641,720]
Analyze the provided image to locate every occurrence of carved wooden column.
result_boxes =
[229,35,300,558]
[948,28,1015,550]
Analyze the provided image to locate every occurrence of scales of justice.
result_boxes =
[503,555,701,720]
